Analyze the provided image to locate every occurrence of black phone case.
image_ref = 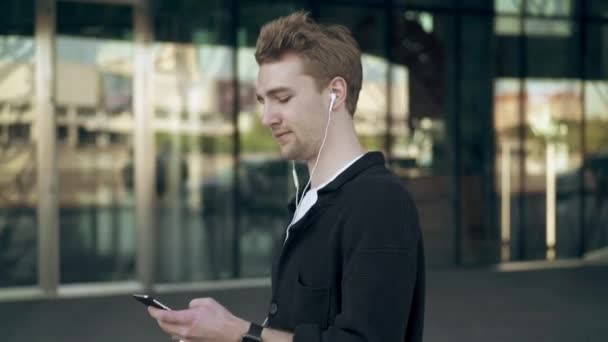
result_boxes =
[132,294,171,310]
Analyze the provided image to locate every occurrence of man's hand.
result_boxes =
[148,297,249,342]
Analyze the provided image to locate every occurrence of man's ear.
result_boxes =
[328,77,348,111]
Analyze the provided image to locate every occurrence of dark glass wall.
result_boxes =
[0,0,37,287]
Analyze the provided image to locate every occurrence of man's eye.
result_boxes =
[278,96,291,103]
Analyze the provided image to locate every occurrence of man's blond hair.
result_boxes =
[255,11,362,115]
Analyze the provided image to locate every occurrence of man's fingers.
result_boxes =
[157,319,189,339]
[151,316,192,342]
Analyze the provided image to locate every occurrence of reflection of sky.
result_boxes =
[362,55,388,81]
[585,82,608,120]
[237,47,258,81]
[0,36,34,62]
[57,36,131,65]
[494,0,571,16]
[197,45,232,80]
[494,0,572,36]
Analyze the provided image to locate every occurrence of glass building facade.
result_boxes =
[0,0,607,296]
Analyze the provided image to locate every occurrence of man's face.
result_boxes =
[256,53,328,161]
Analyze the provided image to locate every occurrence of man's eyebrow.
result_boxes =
[256,87,293,101]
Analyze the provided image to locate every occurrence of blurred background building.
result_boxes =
[0,0,607,325]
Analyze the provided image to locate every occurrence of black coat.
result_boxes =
[265,152,425,342]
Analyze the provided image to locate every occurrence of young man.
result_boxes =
[148,11,425,342]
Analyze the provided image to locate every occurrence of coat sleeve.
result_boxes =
[293,178,423,342]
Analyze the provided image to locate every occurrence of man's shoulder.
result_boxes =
[331,165,421,251]
[340,164,410,202]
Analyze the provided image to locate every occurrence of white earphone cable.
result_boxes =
[289,93,335,227]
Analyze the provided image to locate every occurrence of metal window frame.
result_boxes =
[36,0,59,298]
[132,0,156,293]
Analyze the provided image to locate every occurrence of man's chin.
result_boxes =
[279,146,300,161]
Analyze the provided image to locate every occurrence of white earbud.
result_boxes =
[329,92,336,111]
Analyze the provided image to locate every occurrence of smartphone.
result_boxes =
[132,294,172,310]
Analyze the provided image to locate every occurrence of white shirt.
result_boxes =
[285,154,364,243]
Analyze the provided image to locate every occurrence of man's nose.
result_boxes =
[261,105,280,127]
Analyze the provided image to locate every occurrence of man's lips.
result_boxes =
[273,131,290,139]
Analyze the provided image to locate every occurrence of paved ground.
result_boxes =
[1,264,607,342]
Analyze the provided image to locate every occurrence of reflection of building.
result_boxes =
[495,84,583,186]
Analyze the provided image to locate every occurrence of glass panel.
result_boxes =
[0,0,36,287]
[495,0,575,37]
[495,16,573,37]
[583,81,608,253]
[390,11,453,266]
[583,22,608,253]
[56,2,135,283]
[390,10,446,174]
[495,0,523,15]
[524,18,572,37]
[523,18,581,261]
[237,1,308,278]
[459,14,499,265]
[586,2,608,19]
[523,0,573,16]
[494,0,573,16]
[153,0,235,282]
[525,80,583,260]
[494,16,583,261]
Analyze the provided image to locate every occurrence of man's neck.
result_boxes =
[306,114,365,188]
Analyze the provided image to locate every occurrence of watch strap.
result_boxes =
[241,322,263,342]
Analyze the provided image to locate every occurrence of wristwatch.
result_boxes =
[240,322,264,342]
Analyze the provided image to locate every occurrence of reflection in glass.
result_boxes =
[586,2,608,18]
[0,34,37,287]
[494,0,573,37]
[357,54,388,151]
[237,44,287,278]
[390,11,443,176]
[390,11,451,266]
[495,78,584,260]
[153,42,235,282]
[494,0,572,16]
[56,3,136,283]
[495,17,572,37]
[583,81,608,252]
[494,79,524,261]
[525,80,582,260]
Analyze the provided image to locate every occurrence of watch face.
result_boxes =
[240,336,263,342]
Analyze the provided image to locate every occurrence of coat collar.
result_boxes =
[287,151,386,213]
